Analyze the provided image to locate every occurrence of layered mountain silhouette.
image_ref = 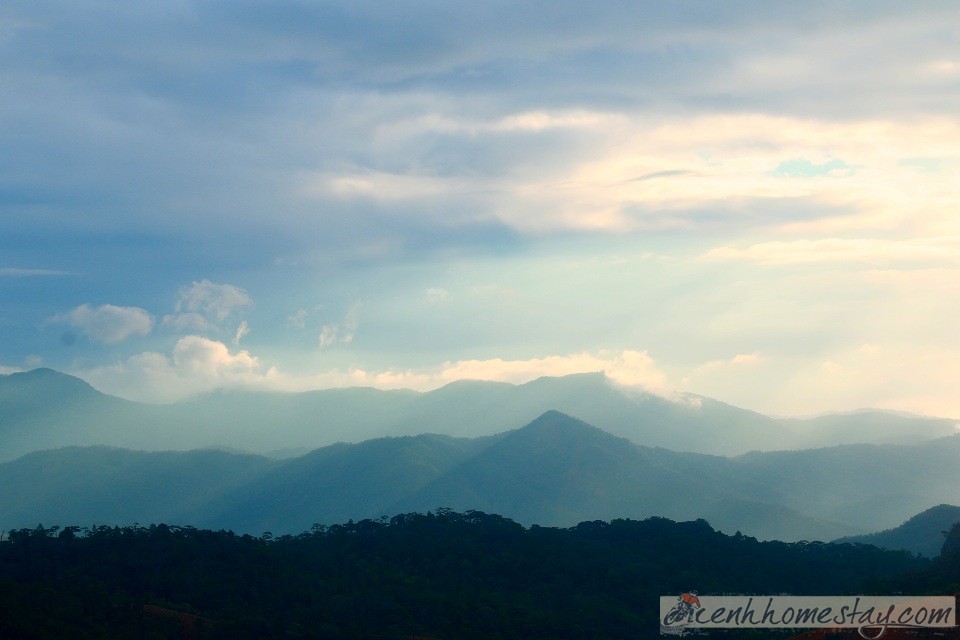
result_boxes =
[0,445,273,526]
[0,368,955,462]
[734,437,960,532]
[198,433,493,534]
[3,408,958,545]
[834,504,960,557]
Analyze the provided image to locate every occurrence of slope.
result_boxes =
[734,435,960,532]
[194,433,497,534]
[834,504,960,557]
[393,411,855,541]
[0,445,275,527]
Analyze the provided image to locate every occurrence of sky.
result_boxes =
[1,1,959,417]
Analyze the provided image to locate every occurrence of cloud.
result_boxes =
[314,170,473,202]
[6,2,960,421]
[684,353,768,383]
[771,158,854,178]
[470,284,516,304]
[297,109,960,237]
[171,335,259,377]
[286,305,326,331]
[759,344,960,419]
[564,115,960,235]
[0,268,75,277]
[233,320,250,346]
[428,350,667,391]
[3,2,960,277]
[77,346,670,403]
[80,336,266,403]
[69,335,960,419]
[425,288,451,303]
[163,312,216,333]
[319,303,361,349]
[163,280,252,333]
[703,237,960,266]
[318,326,337,348]
[52,304,154,344]
[175,280,252,321]
[622,169,693,183]
[286,309,309,330]
[291,351,666,393]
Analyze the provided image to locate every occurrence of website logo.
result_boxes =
[660,594,956,638]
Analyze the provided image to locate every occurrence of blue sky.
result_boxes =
[2,1,960,416]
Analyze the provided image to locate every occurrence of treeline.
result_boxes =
[0,510,947,640]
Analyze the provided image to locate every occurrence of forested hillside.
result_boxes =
[0,510,929,640]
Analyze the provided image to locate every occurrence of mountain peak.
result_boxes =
[0,368,98,398]
[512,410,628,447]
[523,410,596,430]
[521,371,609,389]
[530,371,606,382]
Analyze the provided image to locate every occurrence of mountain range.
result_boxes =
[834,504,960,557]
[0,368,956,462]
[4,405,960,545]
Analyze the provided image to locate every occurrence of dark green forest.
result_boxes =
[0,510,954,640]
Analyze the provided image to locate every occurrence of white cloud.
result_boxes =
[820,360,844,375]
[315,170,478,202]
[80,336,267,403]
[670,337,960,419]
[730,353,763,365]
[70,336,960,419]
[681,353,768,388]
[163,280,252,333]
[163,312,216,333]
[704,237,960,266]
[233,320,250,345]
[766,345,960,419]
[385,110,619,137]
[318,303,360,349]
[691,352,767,376]
[470,284,517,304]
[52,303,154,344]
[7,3,960,424]
[430,349,668,392]
[0,268,74,277]
[425,288,451,304]
[298,112,960,237]
[171,335,259,377]
[77,346,671,403]
[318,325,338,348]
[286,309,309,330]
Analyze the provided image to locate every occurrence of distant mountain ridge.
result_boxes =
[3,410,958,545]
[0,368,955,462]
[0,445,274,527]
[834,504,960,557]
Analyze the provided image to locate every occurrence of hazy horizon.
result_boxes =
[6,366,960,426]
